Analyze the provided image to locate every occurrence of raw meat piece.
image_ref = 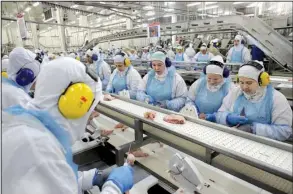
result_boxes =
[143,111,156,120]
[163,114,186,124]
[114,123,128,132]
[103,94,116,101]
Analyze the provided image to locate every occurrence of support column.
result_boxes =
[56,8,66,52]
[171,15,177,45]
[30,23,39,49]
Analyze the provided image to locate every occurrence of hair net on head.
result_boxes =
[151,51,166,64]
[200,43,207,50]
[29,57,102,144]
[113,54,125,63]
[86,50,93,57]
[234,35,242,41]
[8,47,41,92]
[238,60,264,82]
[206,55,225,75]
[177,46,183,50]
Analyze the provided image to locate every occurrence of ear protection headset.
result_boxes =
[58,64,98,119]
[2,71,8,78]
[203,60,230,78]
[91,53,98,61]
[150,57,172,68]
[15,54,43,86]
[115,52,131,67]
[240,61,270,86]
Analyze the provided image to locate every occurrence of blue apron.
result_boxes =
[2,77,24,89]
[175,53,184,61]
[112,67,130,94]
[195,77,230,114]
[146,67,175,104]
[197,53,210,62]
[4,105,78,179]
[233,85,273,124]
[230,46,244,63]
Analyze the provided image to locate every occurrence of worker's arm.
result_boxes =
[101,62,112,90]
[208,52,214,60]
[193,52,200,61]
[166,74,187,112]
[105,70,116,93]
[136,74,150,102]
[242,47,252,63]
[226,48,233,63]
[252,90,292,141]
[185,79,201,107]
[127,68,142,99]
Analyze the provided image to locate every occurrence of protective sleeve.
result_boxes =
[78,169,96,191]
[136,73,149,102]
[252,90,293,141]
[166,73,187,112]
[105,69,116,93]
[226,47,233,63]
[126,68,142,99]
[242,47,252,63]
[100,62,112,90]
[185,79,201,106]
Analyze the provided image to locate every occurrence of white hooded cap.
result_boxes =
[235,35,242,41]
[86,50,93,57]
[206,55,224,76]
[29,57,102,144]
[8,47,41,92]
[68,53,76,59]
[238,60,264,82]
[200,43,207,51]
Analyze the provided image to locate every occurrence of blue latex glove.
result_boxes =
[145,95,155,104]
[226,113,249,126]
[205,113,216,122]
[237,124,253,133]
[157,100,167,108]
[106,165,134,193]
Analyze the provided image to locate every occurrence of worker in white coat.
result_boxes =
[166,45,175,61]
[226,35,251,64]
[2,47,42,109]
[86,49,98,71]
[106,53,142,99]
[141,47,151,61]
[184,43,196,62]
[2,57,134,194]
[193,43,214,63]
[95,51,111,90]
[2,55,9,77]
[137,51,187,112]
[129,49,139,60]
[175,46,185,62]
[183,56,234,118]
[208,61,292,141]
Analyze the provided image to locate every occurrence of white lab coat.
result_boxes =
[106,67,142,93]
[217,86,292,141]
[226,45,251,63]
[96,60,112,90]
[141,52,151,60]
[166,49,175,60]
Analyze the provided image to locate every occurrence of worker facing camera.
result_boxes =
[2,57,134,194]
[205,60,292,141]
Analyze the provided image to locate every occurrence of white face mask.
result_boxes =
[243,86,266,102]
[207,81,224,92]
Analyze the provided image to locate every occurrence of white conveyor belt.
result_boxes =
[101,98,292,178]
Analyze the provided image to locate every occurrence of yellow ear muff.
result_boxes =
[259,72,270,86]
[2,71,8,78]
[235,74,239,83]
[58,83,94,119]
[124,58,131,67]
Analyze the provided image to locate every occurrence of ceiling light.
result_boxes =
[33,2,40,7]
[10,21,14,23]
[136,19,142,22]
[25,7,31,12]
[100,2,106,4]
[246,3,257,8]
[224,11,230,15]
[70,4,79,8]
[163,14,173,17]
[205,2,217,5]
[245,14,255,17]
[148,17,155,21]
[198,13,207,16]
[87,13,93,16]
[164,8,174,12]
[233,2,245,4]
[142,23,148,27]
[187,2,201,7]
[86,6,93,10]
[143,6,154,10]
[146,11,155,16]
[198,5,219,11]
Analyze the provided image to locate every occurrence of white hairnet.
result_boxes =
[86,50,93,57]
[29,57,103,144]
[151,51,166,64]
[206,56,225,76]
[2,58,9,71]
[177,46,183,50]
[8,47,41,92]
[235,35,242,41]
[200,43,207,50]
[113,54,125,63]
[2,55,9,59]
[239,60,264,82]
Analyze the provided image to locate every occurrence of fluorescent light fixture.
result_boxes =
[70,4,79,8]
[87,13,93,16]
[207,14,219,17]
[33,2,40,7]
[268,6,275,11]
[10,21,14,23]
[187,2,201,7]
[143,6,154,10]
[25,7,31,12]
[233,2,245,4]
[224,11,230,15]
[198,5,219,11]
[142,23,148,27]
[48,27,52,29]
[86,6,93,10]
[164,8,174,12]
[246,3,257,8]
[146,11,155,16]
[205,2,217,5]
[163,14,173,17]
[245,14,255,17]
[100,2,106,4]
[136,19,142,22]
[148,17,155,21]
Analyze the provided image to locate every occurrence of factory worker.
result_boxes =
[226,35,251,64]
[2,47,42,109]
[184,43,196,62]
[208,61,292,141]
[2,58,134,194]
[166,45,175,61]
[129,49,139,60]
[2,55,9,77]
[183,55,234,116]
[85,49,98,71]
[94,50,111,90]
[141,47,151,61]
[106,52,142,99]
[175,46,185,61]
[137,51,187,112]
[193,43,214,63]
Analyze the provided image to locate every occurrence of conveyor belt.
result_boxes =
[100,98,293,181]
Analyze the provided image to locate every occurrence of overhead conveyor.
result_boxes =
[95,95,293,194]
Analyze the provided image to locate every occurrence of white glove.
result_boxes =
[118,89,130,99]
[179,105,199,118]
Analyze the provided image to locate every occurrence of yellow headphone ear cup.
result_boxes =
[259,72,270,86]
[124,58,131,67]
[235,74,239,83]
[2,71,8,78]
[58,83,94,119]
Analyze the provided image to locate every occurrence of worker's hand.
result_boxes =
[145,95,155,104]
[157,100,167,108]
[103,94,116,101]
[92,166,116,189]
[236,124,252,133]
[204,113,216,122]
[106,165,134,193]
[143,111,156,120]
[226,113,248,126]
